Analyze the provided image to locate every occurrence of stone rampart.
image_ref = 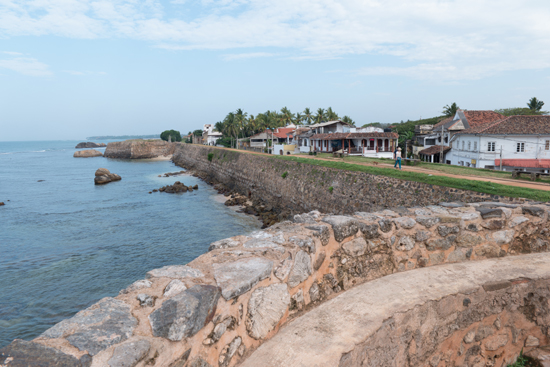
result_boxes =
[3,202,550,366]
[104,140,175,159]
[172,144,524,215]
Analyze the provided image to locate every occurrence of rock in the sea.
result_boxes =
[41,297,137,356]
[246,283,290,340]
[146,265,204,279]
[163,279,187,297]
[76,142,106,148]
[107,339,150,367]
[149,285,220,341]
[95,168,110,176]
[214,257,274,300]
[74,149,103,158]
[94,168,121,185]
[0,339,84,367]
[157,181,191,194]
[287,250,312,288]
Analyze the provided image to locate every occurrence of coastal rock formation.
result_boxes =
[94,168,122,185]
[0,339,87,367]
[75,142,106,149]
[104,140,175,159]
[156,181,198,193]
[14,202,550,367]
[74,149,103,158]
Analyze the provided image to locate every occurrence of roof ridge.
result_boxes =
[475,116,512,133]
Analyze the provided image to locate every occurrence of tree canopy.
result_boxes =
[527,97,545,112]
[160,129,181,142]
[494,107,547,116]
[442,102,459,117]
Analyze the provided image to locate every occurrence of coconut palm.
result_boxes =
[443,103,459,117]
[527,97,545,112]
[342,115,355,125]
[326,107,339,121]
[295,112,304,125]
[280,107,294,126]
[303,108,313,124]
[314,108,326,124]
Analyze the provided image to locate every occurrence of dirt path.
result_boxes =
[198,146,550,192]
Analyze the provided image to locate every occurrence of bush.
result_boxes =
[328,186,333,193]
[207,153,214,162]
[160,130,182,142]
[282,171,288,179]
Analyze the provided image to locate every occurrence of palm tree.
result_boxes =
[326,107,339,121]
[443,103,459,117]
[314,108,326,124]
[234,108,248,148]
[527,97,545,112]
[223,112,238,148]
[246,114,257,135]
[303,108,313,124]
[342,115,355,125]
[295,112,303,125]
[280,107,294,126]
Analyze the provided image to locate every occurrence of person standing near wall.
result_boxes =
[394,147,402,170]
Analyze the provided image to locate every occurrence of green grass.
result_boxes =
[507,350,538,366]
[275,155,550,201]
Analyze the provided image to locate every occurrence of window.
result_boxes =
[468,141,471,151]
[474,142,477,151]
[488,142,495,152]
[546,140,549,150]
[517,142,525,152]
[462,141,465,150]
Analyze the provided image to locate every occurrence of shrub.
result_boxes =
[207,153,214,162]
[282,171,288,179]
[328,186,333,193]
[160,130,182,142]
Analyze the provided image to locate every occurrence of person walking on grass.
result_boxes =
[394,147,402,170]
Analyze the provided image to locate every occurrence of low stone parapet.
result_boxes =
[2,202,550,366]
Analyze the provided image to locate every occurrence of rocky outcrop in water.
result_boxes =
[76,142,106,149]
[155,182,198,193]
[104,140,175,159]
[94,168,122,185]
[74,149,103,158]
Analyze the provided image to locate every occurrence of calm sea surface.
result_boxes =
[0,140,261,348]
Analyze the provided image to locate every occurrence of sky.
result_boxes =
[1,0,550,141]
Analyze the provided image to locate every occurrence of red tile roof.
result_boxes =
[459,115,550,135]
[311,132,398,140]
[462,110,506,128]
[433,116,454,129]
[418,145,451,156]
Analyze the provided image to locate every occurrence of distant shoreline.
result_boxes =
[86,135,160,140]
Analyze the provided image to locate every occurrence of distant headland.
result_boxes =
[86,135,159,140]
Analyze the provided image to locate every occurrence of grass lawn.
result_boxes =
[276,155,550,202]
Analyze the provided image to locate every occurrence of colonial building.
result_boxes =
[449,115,550,170]
[202,124,223,146]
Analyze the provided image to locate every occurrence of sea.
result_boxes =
[0,140,262,348]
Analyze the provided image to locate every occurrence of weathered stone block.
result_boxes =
[108,339,151,367]
[213,257,274,300]
[163,279,187,298]
[415,230,431,242]
[525,335,540,347]
[429,252,444,265]
[455,233,484,248]
[246,283,290,339]
[322,216,359,242]
[306,225,330,246]
[313,251,326,271]
[289,236,316,254]
[357,222,380,239]
[396,236,415,251]
[484,333,509,351]
[378,219,393,233]
[481,220,505,230]
[309,282,320,302]
[393,217,416,229]
[476,208,503,219]
[288,250,312,288]
[41,298,137,356]
[427,237,455,251]
[492,230,515,245]
[137,294,155,307]
[416,216,440,228]
[147,265,204,279]
[523,206,545,217]
[437,225,460,237]
[274,255,293,281]
[342,237,368,257]
[149,285,220,341]
[0,340,83,367]
[475,244,502,258]
[208,238,240,251]
[219,337,242,367]
[447,249,466,263]
[509,216,529,228]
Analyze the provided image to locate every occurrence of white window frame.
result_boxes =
[517,142,525,153]
[546,140,549,150]
[473,141,477,151]
[488,142,495,152]
[468,141,471,151]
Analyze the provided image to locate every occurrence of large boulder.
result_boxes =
[76,142,106,148]
[74,149,103,158]
[41,298,137,356]
[0,339,86,367]
[321,216,358,242]
[149,285,221,341]
[94,168,121,185]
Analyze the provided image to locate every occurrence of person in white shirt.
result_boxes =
[394,147,402,170]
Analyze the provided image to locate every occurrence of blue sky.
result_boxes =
[1,0,549,141]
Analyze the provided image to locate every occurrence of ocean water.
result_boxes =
[0,140,261,348]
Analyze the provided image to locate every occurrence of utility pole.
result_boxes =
[500,146,503,171]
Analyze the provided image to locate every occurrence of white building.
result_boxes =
[202,124,223,146]
[417,110,505,163]
[449,115,550,170]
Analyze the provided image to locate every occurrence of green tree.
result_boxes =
[443,102,459,117]
[303,108,313,124]
[326,107,339,121]
[295,112,303,125]
[160,129,182,142]
[342,115,355,125]
[527,97,545,111]
[494,107,546,116]
[280,107,294,126]
[193,129,203,136]
[314,108,326,124]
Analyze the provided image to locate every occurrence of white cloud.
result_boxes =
[1,0,550,80]
[3,51,23,55]
[222,52,274,61]
[0,57,52,76]
[62,70,107,75]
